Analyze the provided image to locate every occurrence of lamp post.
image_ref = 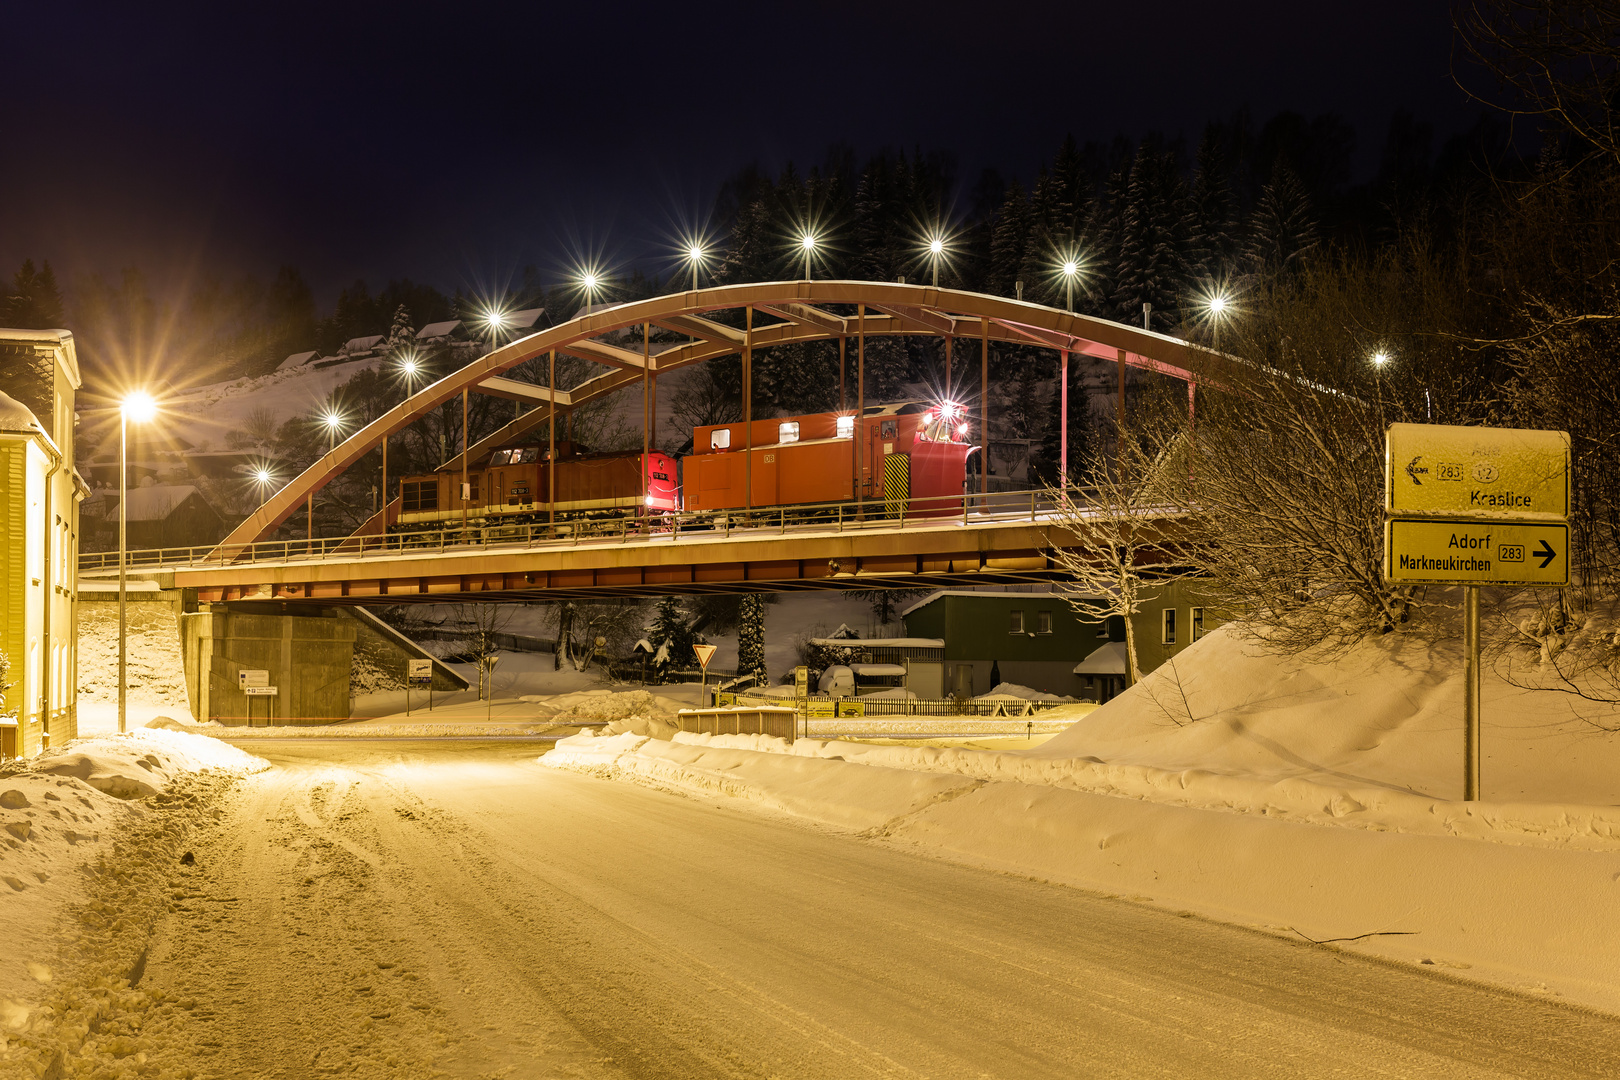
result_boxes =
[800,233,816,282]
[580,272,601,312]
[928,238,945,287]
[1061,260,1080,313]
[118,391,156,735]
[1207,294,1230,352]
[252,468,275,506]
[687,245,705,291]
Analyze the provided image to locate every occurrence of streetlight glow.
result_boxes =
[1061,260,1079,277]
[1373,351,1390,367]
[1209,295,1229,315]
[582,272,599,291]
[121,391,157,423]
[254,467,272,485]
[929,239,944,255]
[1059,257,1082,312]
[322,411,344,431]
[800,233,817,251]
[687,244,705,262]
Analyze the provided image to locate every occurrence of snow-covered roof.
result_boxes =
[851,663,908,677]
[343,335,384,353]
[276,351,320,372]
[415,320,461,340]
[809,637,943,648]
[0,390,46,437]
[1073,641,1128,676]
[114,485,205,522]
[507,308,544,329]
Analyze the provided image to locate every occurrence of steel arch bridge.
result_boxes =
[217,279,1225,558]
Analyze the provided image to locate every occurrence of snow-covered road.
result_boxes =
[138,740,1618,1079]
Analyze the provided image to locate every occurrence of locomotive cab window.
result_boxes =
[402,481,438,512]
[836,415,855,438]
[778,421,800,444]
[710,429,731,450]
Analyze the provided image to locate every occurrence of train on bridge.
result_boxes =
[395,400,976,530]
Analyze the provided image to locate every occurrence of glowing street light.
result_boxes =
[1208,294,1229,316]
[482,308,510,352]
[799,232,817,282]
[397,354,423,396]
[251,466,276,506]
[926,236,946,288]
[1372,350,1390,367]
[577,269,604,314]
[117,390,157,735]
[320,409,345,452]
[686,244,706,291]
[1060,258,1081,313]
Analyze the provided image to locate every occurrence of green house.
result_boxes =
[901,583,1221,703]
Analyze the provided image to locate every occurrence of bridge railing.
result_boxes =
[78,487,1080,573]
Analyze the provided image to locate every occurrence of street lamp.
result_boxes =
[483,308,509,352]
[251,467,275,506]
[320,410,345,453]
[927,237,945,288]
[1208,294,1228,316]
[799,233,817,282]
[686,244,705,291]
[118,391,157,735]
[1060,259,1081,313]
[1372,350,1390,367]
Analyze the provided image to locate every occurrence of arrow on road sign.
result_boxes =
[1534,539,1557,568]
[1405,456,1428,485]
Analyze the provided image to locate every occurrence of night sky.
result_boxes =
[5,1,1470,302]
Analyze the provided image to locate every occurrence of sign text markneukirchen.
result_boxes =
[1383,519,1569,586]
[1385,423,1569,521]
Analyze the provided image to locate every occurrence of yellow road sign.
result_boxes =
[1385,423,1568,521]
[1384,518,1569,586]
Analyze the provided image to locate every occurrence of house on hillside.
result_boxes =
[0,329,86,757]
[340,334,385,359]
[414,320,465,345]
[276,350,322,372]
[94,482,225,550]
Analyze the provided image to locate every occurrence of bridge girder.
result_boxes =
[215,280,1229,555]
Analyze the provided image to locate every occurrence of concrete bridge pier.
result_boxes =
[180,599,359,726]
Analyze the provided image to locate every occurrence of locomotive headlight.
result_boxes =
[956,423,969,437]
[941,402,956,419]
[646,495,656,507]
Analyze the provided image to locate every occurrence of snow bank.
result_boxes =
[975,682,1076,703]
[0,730,266,1058]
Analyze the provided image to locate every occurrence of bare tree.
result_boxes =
[454,603,511,698]
[1046,445,1202,684]
[544,599,648,673]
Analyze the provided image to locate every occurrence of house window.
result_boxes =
[1036,610,1053,634]
[710,428,731,450]
[778,421,800,444]
[1161,607,1177,645]
[1191,607,1205,640]
[836,415,855,438]
[1009,610,1025,634]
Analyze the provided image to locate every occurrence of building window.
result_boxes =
[778,421,800,444]
[710,428,731,450]
[836,415,855,439]
[1191,607,1205,640]
[1009,610,1025,634]
[1161,607,1177,645]
[1036,610,1053,634]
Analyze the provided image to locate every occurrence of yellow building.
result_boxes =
[0,329,85,758]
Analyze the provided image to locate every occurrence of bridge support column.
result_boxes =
[178,598,359,726]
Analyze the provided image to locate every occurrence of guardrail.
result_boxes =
[714,690,1070,718]
[79,488,1079,573]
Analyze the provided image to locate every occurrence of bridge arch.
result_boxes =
[216,279,1228,552]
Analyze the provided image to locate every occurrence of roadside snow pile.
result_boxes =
[0,730,265,1059]
[522,688,687,722]
[976,682,1077,703]
[1034,622,1620,805]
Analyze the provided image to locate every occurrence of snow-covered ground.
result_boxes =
[0,729,264,1068]
[545,623,1620,1012]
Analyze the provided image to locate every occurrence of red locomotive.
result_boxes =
[394,399,975,529]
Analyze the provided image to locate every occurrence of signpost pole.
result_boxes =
[1464,584,1481,801]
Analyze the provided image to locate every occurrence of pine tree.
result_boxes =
[987,182,1030,297]
[1188,129,1240,284]
[736,594,767,686]
[1030,361,1092,486]
[1246,160,1319,277]
[383,304,415,356]
[4,260,65,329]
[647,596,695,682]
[1109,147,1194,330]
